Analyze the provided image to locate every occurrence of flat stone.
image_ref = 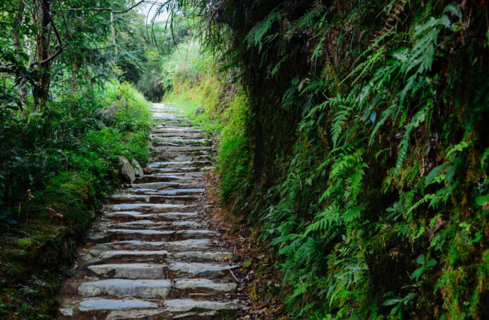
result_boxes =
[171,221,202,229]
[174,279,236,294]
[153,167,200,173]
[151,132,204,138]
[148,161,211,168]
[173,311,218,319]
[163,299,242,312]
[105,309,165,320]
[153,128,203,133]
[139,175,195,182]
[103,241,167,250]
[105,203,192,213]
[165,146,211,152]
[108,229,175,236]
[105,211,151,219]
[156,189,205,195]
[86,234,111,244]
[162,239,212,251]
[59,308,74,317]
[159,212,200,220]
[88,264,166,279]
[171,251,236,262]
[79,298,158,311]
[121,189,158,194]
[99,250,168,260]
[109,220,171,229]
[169,262,239,278]
[176,230,218,239]
[129,182,196,190]
[104,239,211,252]
[78,279,171,298]
[110,194,149,202]
[106,211,200,221]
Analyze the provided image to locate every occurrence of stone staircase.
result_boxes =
[58,104,242,320]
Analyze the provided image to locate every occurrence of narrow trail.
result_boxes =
[58,104,243,319]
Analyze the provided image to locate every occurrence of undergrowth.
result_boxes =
[0,80,151,318]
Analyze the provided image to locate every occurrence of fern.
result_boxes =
[395,106,428,174]
[244,7,282,52]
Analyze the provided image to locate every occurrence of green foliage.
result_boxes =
[172,0,489,318]
[0,80,150,231]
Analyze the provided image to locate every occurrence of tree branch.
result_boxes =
[65,0,146,14]
[30,45,66,68]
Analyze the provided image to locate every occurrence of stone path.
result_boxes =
[58,104,243,319]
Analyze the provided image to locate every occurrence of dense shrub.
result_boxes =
[0,81,151,231]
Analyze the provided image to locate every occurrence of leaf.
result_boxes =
[445,165,456,184]
[424,164,448,186]
[370,110,377,124]
[403,293,416,303]
[443,2,462,20]
[383,298,402,306]
[417,254,425,265]
[411,266,425,280]
[426,259,437,268]
[475,195,489,207]
[472,232,483,243]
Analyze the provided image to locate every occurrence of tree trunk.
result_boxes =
[34,0,53,111]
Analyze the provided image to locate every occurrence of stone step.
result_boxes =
[121,188,204,195]
[127,189,205,196]
[108,220,202,230]
[170,251,238,263]
[156,146,211,152]
[87,262,239,280]
[105,203,197,213]
[174,278,237,295]
[59,298,241,320]
[98,239,212,252]
[97,250,169,263]
[153,128,204,134]
[107,229,218,241]
[151,154,210,163]
[110,194,150,203]
[151,134,201,140]
[77,277,236,299]
[107,229,175,241]
[88,264,166,279]
[110,194,198,204]
[151,132,205,139]
[169,262,240,279]
[87,249,236,265]
[148,161,213,168]
[105,211,201,221]
[151,150,210,157]
[138,174,197,183]
[152,167,205,173]
[78,279,172,298]
[148,172,206,178]
[153,139,207,146]
[129,182,202,190]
